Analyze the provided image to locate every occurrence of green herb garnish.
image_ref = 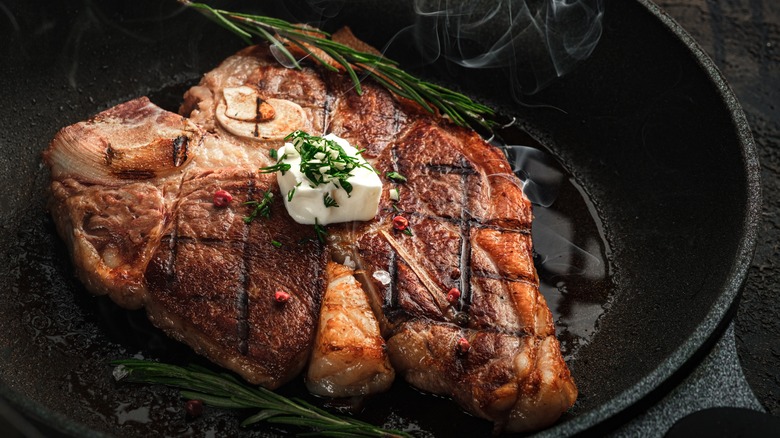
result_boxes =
[269,148,278,160]
[385,171,407,183]
[323,193,339,208]
[314,218,328,244]
[177,1,496,131]
[111,359,411,437]
[259,131,374,197]
[258,161,291,175]
[244,190,274,223]
[271,239,282,248]
[338,179,353,197]
[291,130,375,188]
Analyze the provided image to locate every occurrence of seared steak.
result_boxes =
[45,98,204,309]
[44,30,576,433]
[307,262,395,397]
[45,96,328,389]
[338,118,576,432]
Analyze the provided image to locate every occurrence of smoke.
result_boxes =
[410,0,604,95]
[502,144,565,207]
[501,143,604,280]
[269,0,603,96]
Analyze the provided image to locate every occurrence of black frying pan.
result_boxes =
[0,0,760,436]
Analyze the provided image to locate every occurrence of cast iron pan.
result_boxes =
[0,0,760,436]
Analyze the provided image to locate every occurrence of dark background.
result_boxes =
[654,0,780,417]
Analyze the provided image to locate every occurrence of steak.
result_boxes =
[306,262,395,397]
[45,96,329,389]
[44,30,576,433]
[340,119,577,432]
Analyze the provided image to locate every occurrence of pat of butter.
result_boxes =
[276,134,381,225]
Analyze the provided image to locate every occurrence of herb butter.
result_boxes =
[266,131,381,225]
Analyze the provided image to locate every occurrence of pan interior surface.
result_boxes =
[0,0,759,436]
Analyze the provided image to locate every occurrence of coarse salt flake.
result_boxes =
[372,270,391,285]
[112,365,129,381]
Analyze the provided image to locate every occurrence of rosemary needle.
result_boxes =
[112,359,412,437]
[177,0,497,132]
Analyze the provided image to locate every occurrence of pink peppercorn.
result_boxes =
[213,189,233,207]
[457,337,471,354]
[392,215,409,231]
[446,288,461,304]
[185,399,203,418]
[274,290,291,303]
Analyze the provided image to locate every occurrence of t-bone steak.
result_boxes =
[43,29,577,433]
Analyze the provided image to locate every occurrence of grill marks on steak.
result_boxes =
[46,95,329,388]
[351,119,541,328]
[144,169,328,388]
[339,116,576,432]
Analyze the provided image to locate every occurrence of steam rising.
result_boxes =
[503,144,565,207]
[503,144,604,280]
[411,0,604,95]
[277,0,603,96]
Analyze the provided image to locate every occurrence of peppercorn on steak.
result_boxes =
[43,28,576,433]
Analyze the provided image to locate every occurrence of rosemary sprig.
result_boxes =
[112,359,411,437]
[178,1,496,131]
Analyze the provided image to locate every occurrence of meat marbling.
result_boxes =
[44,32,576,433]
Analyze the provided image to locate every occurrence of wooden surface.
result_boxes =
[656,0,780,415]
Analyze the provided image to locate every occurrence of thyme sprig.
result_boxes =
[112,359,411,437]
[178,1,496,131]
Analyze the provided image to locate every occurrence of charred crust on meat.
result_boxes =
[172,135,189,167]
[113,169,156,180]
[459,172,474,310]
[237,178,255,356]
[453,311,470,327]
[426,164,477,175]
[386,249,398,310]
[255,97,275,122]
[104,143,117,166]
